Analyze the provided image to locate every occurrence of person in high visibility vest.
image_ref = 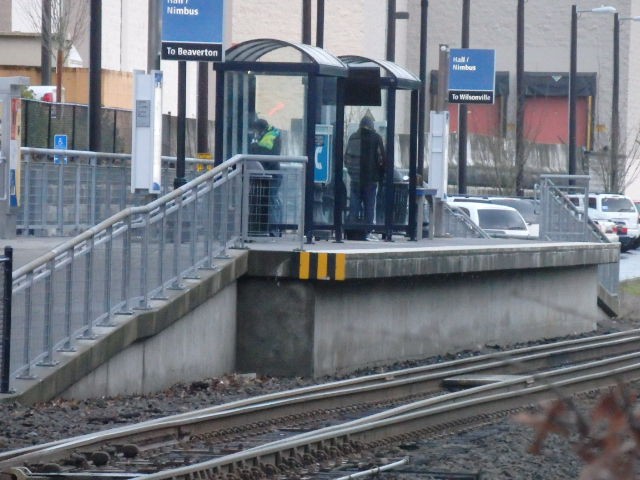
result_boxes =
[250,118,283,237]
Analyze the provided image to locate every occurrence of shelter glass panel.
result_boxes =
[222,73,307,160]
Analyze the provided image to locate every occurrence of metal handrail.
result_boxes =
[8,153,307,384]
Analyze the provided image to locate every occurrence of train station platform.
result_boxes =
[0,235,620,403]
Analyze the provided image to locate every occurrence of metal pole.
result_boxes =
[174,60,187,188]
[386,0,396,62]
[89,0,102,152]
[0,247,12,394]
[41,0,51,86]
[515,0,525,195]
[417,0,428,182]
[569,4,578,175]
[302,0,312,44]
[316,0,325,47]
[458,0,470,194]
[197,62,209,155]
[147,0,161,72]
[611,13,620,193]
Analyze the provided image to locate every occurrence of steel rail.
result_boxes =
[2,330,640,471]
[124,351,640,480]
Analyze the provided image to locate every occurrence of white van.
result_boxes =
[447,200,531,239]
[567,193,640,246]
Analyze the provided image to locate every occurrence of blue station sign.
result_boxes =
[161,0,225,62]
[448,48,496,104]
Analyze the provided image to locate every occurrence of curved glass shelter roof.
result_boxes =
[216,38,348,77]
[339,55,421,90]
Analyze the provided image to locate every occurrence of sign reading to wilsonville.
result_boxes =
[448,48,496,104]
[161,0,224,62]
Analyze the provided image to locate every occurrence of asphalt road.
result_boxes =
[620,247,640,282]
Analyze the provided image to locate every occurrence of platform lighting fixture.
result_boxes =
[611,14,640,192]
[568,5,616,177]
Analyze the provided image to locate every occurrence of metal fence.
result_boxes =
[18,148,216,236]
[8,154,306,385]
[0,247,12,393]
[440,201,491,238]
[538,174,619,296]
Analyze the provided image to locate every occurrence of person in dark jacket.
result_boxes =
[344,113,386,239]
[249,118,282,236]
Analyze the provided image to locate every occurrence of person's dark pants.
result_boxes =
[349,182,378,230]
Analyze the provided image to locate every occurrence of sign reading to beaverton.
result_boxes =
[448,48,496,104]
[161,0,224,62]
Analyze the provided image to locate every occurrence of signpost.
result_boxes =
[448,48,496,104]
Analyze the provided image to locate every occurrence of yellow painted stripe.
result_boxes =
[317,253,328,280]
[334,253,346,281]
[299,251,310,279]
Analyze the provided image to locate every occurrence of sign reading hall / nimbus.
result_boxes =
[448,48,496,104]
[161,0,225,62]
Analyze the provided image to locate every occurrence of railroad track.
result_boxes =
[3,329,640,480]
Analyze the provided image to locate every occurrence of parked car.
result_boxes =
[566,193,640,249]
[446,200,532,239]
[449,195,540,237]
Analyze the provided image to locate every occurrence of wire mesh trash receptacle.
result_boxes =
[393,182,409,224]
[248,174,282,236]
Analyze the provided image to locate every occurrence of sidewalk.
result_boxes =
[0,236,67,270]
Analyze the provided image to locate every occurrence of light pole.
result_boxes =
[611,14,640,193]
[568,4,616,176]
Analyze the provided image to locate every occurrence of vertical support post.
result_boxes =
[515,0,525,195]
[302,0,312,44]
[175,60,187,188]
[197,62,209,155]
[569,4,578,176]
[316,0,325,47]
[611,13,620,193]
[89,0,102,152]
[458,0,470,194]
[333,77,345,242]
[0,247,12,394]
[386,0,396,61]
[214,68,225,165]
[408,90,419,240]
[41,0,52,86]
[384,89,397,241]
[417,0,428,183]
[304,75,318,243]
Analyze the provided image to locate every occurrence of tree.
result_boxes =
[20,0,89,102]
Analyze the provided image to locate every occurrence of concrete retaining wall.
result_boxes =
[63,283,237,399]
[238,242,609,377]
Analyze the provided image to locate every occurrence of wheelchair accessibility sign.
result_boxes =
[314,125,333,184]
[54,134,68,164]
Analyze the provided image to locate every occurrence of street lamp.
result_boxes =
[568,4,616,176]
[611,14,640,193]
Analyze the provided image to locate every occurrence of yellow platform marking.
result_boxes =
[298,252,346,281]
[317,253,328,279]
[299,251,310,280]
[335,253,346,281]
